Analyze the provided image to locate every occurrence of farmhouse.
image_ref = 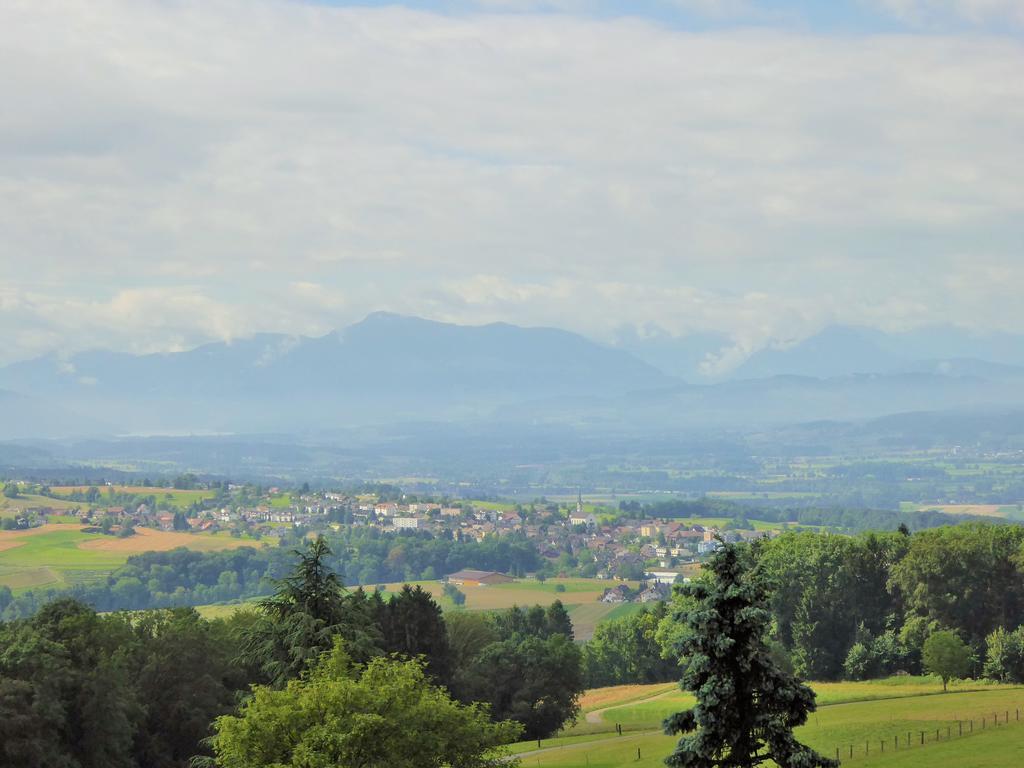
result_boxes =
[446,569,514,586]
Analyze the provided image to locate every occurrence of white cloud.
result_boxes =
[873,0,1024,25]
[0,0,1022,369]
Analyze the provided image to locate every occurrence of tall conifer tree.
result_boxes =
[664,541,837,768]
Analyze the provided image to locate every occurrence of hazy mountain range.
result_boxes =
[1,312,1023,439]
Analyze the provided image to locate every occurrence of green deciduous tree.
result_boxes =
[583,602,679,687]
[209,642,521,768]
[922,630,971,692]
[890,523,1024,646]
[664,541,837,768]
[984,626,1024,683]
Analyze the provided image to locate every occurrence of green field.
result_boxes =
[511,679,1024,767]
[190,578,643,638]
[0,525,263,591]
[0,527,129,591]
[47,485,218,510]
[0,493,84,517]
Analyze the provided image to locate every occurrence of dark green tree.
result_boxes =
[664,541,837,768]
[238,536,376,686]
[375,584,453,684]
[128,608,246,768]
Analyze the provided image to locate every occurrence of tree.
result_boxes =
[238,536,376,686]
[2,482,20,499]
[466,633,583,740]
[209,642,521,768]
[922,630,971,692]
[453,602,583,739]
[374,584,453,685]
[664,541,837,768]
[583,603,678,687]
[984,626,1024,683]
[128,608,246,768]
[444,581,467,606]
[890,524,1024,646]
[0,599,141,768]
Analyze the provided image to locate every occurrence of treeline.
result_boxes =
[0,529,541,620]
[0,539,580,768]
[627,497,986,533]
[579,522,1024,687]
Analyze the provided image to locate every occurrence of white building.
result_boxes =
[392,517,422,531]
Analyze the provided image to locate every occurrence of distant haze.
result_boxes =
[2,1,1023,373]
[2,313,1024,439]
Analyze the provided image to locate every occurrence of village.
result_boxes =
[3,480,776,604]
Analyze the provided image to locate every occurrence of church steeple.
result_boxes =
[577,488,583,516]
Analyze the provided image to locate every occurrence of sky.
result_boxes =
[1,0,1023,371]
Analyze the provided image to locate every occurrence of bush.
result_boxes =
[984,626,1024,683]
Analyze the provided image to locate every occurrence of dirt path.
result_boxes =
[585,687,678,724]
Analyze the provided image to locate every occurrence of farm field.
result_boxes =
[190,578,643,635]
[0,493,84,517]
[47,485,218,510]
[0,524,264,591]
[380,577,636,613]
[512,679,1024,767]
[902,503,1024,520]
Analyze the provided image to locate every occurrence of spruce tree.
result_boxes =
[664,541,837,768]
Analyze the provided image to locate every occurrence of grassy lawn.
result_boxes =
[194,600,260,620]
[513,682,1024,768]
[591,677,1018,729]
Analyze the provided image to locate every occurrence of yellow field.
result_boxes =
[0,493,83,515]
[382,578,618,611]
[915,504,1007,517]
[579,683,679,713]
[77,527,260,553]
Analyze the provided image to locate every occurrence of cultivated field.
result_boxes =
[192,577,647,638]
[906,503,1023,519]
[0,524,264,591]
[512,678,1024,767]
[0,493,84,517]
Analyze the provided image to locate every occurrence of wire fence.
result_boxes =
[519,704,1024,767]
[831,705,1024,764]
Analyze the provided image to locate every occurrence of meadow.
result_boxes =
[0,492,84,517]
[378,577,642,640]
[511,678,1024,767]
[47,485,218,510]
[0,524,263,591]
[191,577,644,639]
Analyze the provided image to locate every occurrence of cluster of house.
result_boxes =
[31,488,772,579]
